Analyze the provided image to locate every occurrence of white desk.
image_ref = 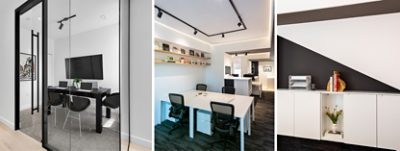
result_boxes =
[161,90,254,151]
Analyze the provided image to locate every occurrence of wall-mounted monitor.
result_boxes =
[225,66,231,75]
[65,54,103,80]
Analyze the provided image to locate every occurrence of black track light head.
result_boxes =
[59,23,64,30]
[194,30,198,35]
[157,9,163,18]
[245,52,248,56]
[235,53,238,56]
[222,33,225,38]
[238,22,242,27]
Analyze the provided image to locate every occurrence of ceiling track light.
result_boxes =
[154,3,247,37]
[58,23,64,30]
[157,9,163,18]
[235,53,238,56]
[245,52,248,56]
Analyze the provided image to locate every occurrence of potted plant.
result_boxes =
[73,78,82,88]
[325,106,343,134]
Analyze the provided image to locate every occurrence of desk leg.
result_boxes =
[252,101,255,122]
[189,107,194,139]
[240,117,245,151]
[248,110,251,136]
[106,108,111,118]
[96,95,102,133]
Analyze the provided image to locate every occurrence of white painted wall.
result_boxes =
[154,15,211,125]
[53,24,120,93]
[130,0,153,148]
[0,0,29,128]
[224,53,233,75]
[259,61,274,91]
[278,12,400,90]
[204,38,269,92]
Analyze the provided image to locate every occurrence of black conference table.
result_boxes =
[48,86,111,133]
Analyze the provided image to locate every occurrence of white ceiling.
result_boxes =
[277,0,381,14]
[48,0,119,39]
[155,0,272,44]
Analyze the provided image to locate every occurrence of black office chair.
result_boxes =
[103,93,120,109]
[196,83,207,91]
[222,86,235,94]
[59,81,68,87]
[63,96,91,136]
[231,74,239,77]
[48,92,69,125]
[103,93,120,118]
[80,82,92,90]
[209,101,239,150]
[164,93,186,135]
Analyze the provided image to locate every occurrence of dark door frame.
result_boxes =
[15,0,50,150]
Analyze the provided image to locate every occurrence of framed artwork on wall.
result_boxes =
[19,53,36,81]
[162,43,170,51]
[263,65,272,72]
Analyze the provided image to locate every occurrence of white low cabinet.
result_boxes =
[294,91,321,140]
[377,95,400,150]
[343,93,376,147]
[277,90,294,136]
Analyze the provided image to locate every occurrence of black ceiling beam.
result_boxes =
[278,0,400,25]
[155,0,247,37]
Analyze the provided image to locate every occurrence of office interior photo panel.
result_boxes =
[2,0,399,151]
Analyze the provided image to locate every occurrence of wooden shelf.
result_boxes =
[155,60,210,66]
[155,49,211,60]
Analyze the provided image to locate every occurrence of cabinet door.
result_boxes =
[377,95,400,150]
[294,92,321,140]
[343,94,376,147]
[277,90,294,136]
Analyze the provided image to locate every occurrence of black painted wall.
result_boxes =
[278,36,399,92]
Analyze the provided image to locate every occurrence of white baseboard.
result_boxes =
[0,115,14,129]
[121,132,152,149]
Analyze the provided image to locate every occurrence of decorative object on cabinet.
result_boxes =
[288,75,312,90]
[325,105,343,134]
[189,50,194,56]
[327,71,346,92]
[162,43,170,51]
[201,52,205,58]
[180,48,186,55]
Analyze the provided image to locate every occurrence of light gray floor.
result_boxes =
[20,101,120,151]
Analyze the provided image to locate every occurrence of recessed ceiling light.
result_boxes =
[37,17,41,21]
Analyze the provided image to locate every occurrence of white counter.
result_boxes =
[225,77,252,95]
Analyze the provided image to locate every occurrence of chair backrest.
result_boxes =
[222,86,235,94]
[231,74,239,77]
[104,93,120,109]
[224,79,234,87]
[69,96,91,112]
[196,83,207,91]
[59,81,68,87]
[80,82,92,90]
[210,101,235,130]
[169,93,184,107]
[48,92,63,106]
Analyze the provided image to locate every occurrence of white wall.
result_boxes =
[0,0,29,128]
[130,0,153,148]
[259,61,274,91]
[53,24,120,93]
[278,12,400,90]
[154,17,211,125]
[205,38,270,92]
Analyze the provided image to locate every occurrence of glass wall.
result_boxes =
[46,0,121,150]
